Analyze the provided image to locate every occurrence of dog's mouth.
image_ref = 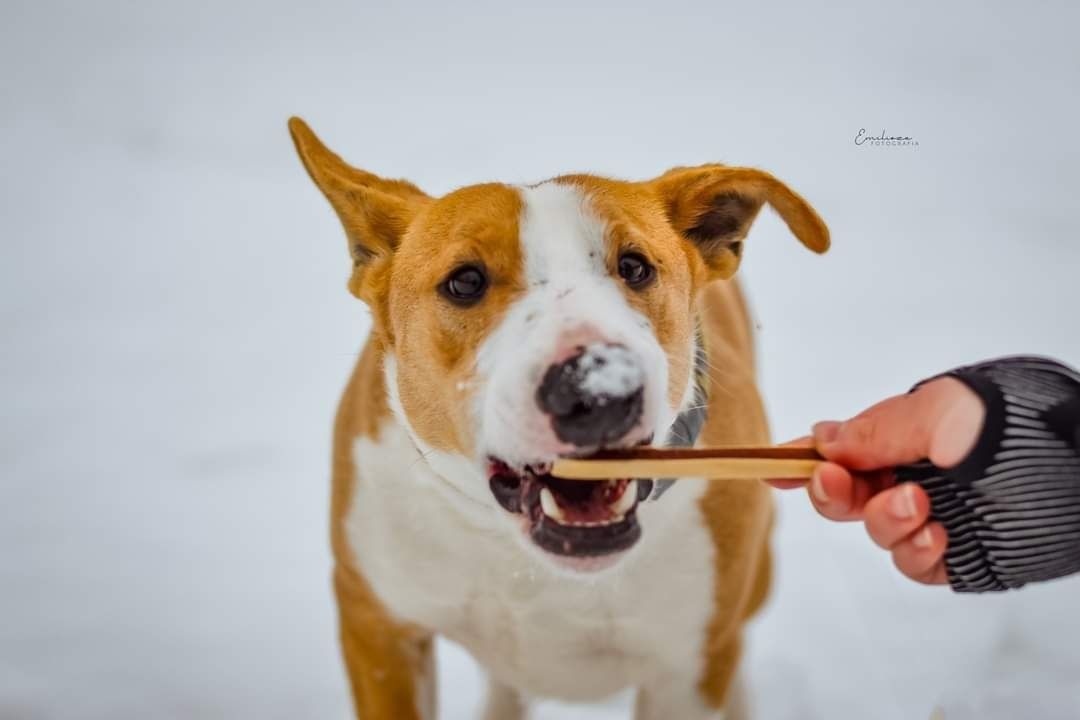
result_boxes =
[488,459,654,559]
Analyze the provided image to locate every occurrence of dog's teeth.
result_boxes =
[611,480,638,517]
[540,488,566,522]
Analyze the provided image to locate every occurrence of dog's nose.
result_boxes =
[536,343,645,447]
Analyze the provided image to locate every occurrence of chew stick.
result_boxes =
[550,446,822,481]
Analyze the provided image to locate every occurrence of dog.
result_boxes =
[288,116,829,719]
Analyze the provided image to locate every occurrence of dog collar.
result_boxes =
[651,338,709,500]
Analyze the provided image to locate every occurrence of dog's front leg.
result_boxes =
[335,566,436,720]
[634,634,747,720]
[480,679,526,720]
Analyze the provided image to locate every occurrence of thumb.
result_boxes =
[813,378,984,471]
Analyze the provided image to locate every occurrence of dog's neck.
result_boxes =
[651,328,709,500]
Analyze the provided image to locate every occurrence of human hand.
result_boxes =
[770,377,985,584]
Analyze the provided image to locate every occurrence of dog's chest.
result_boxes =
[344,426,719,700]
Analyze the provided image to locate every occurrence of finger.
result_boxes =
[806,463,854,520]
[806,462,895,521]
[891,522,949,584]
[863,483,932,549]
[848,467,895,515]
[920,561,948,586]
[923,378,987,468]
[812,378,984,471]
[812,392,932,470]
[804,463,865,520]
[765,479,808,490]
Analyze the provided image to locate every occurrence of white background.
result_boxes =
[3,1,1079,718]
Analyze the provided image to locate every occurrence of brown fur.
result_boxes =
[289,116,829,718]
[330,343,432,719]
[389,184,524,453]
[695,280,775,705]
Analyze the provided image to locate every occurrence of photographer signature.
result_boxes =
[854,128,919,147]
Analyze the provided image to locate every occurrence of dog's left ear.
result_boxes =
[651,164,829,280]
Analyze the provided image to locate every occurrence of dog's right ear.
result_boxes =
[288,116,431,301]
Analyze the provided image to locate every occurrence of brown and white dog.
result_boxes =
[288,117,829,720]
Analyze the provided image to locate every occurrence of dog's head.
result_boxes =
[290,117,828,571]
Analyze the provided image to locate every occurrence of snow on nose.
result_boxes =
[536,343,645,448]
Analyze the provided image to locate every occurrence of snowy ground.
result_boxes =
[3,2,1079,718]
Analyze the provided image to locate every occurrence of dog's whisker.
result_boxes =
[667,427,691,445]
[409,447,438,469]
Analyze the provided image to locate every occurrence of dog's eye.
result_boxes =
[440,265,489,305]
[617,252,655,289]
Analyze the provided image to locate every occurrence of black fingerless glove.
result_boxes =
[895,356,1080,593]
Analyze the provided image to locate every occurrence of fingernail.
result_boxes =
[913,526,933,549]
[889,484,917,520]
[810,467,830,505]
[813,421,842,446]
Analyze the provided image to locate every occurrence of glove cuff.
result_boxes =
[897,356,1080,593]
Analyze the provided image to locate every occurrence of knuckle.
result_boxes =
[846,415,878,447]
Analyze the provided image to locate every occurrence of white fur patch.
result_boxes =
[384,355,497,513]
[474,181,674,468]
[345,421,719,707]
